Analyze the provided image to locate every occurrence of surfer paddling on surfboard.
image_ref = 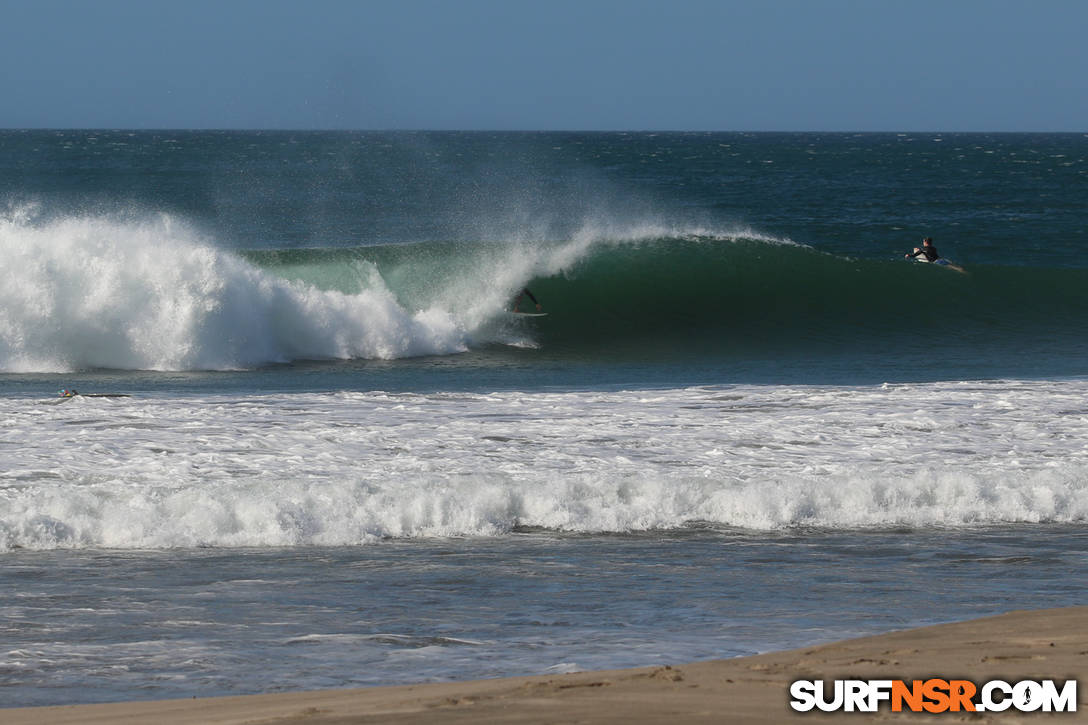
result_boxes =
[513,288,542,313]
[905,237,941,262]
[905,237,966,273]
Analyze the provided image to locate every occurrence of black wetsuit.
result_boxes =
[908,245,940,262]
[520,288,539,305]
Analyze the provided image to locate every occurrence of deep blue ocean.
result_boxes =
[1,131,1086,706]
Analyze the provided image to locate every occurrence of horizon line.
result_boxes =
[2,126,1086,135]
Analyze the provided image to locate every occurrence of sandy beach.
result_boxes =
[6,606,1085,724]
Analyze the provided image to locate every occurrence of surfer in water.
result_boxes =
[905,237,942,262]
[513,288,542,313]
[905,237,966,273]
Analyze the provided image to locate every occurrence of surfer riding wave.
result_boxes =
[513,288,543,313]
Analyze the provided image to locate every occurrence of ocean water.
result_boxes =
[2,131,1087,706]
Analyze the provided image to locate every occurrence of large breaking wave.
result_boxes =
[4,206,1088,372]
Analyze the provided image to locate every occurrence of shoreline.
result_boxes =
[6,606,1086,724]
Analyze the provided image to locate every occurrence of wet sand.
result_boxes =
[6,606,1086,724]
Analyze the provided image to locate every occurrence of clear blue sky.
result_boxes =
[1,0,1085,131]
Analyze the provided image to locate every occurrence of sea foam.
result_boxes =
[3,382,1087,550]
[0,212,471,371]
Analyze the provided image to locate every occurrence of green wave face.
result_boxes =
[244,235,1088,364]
